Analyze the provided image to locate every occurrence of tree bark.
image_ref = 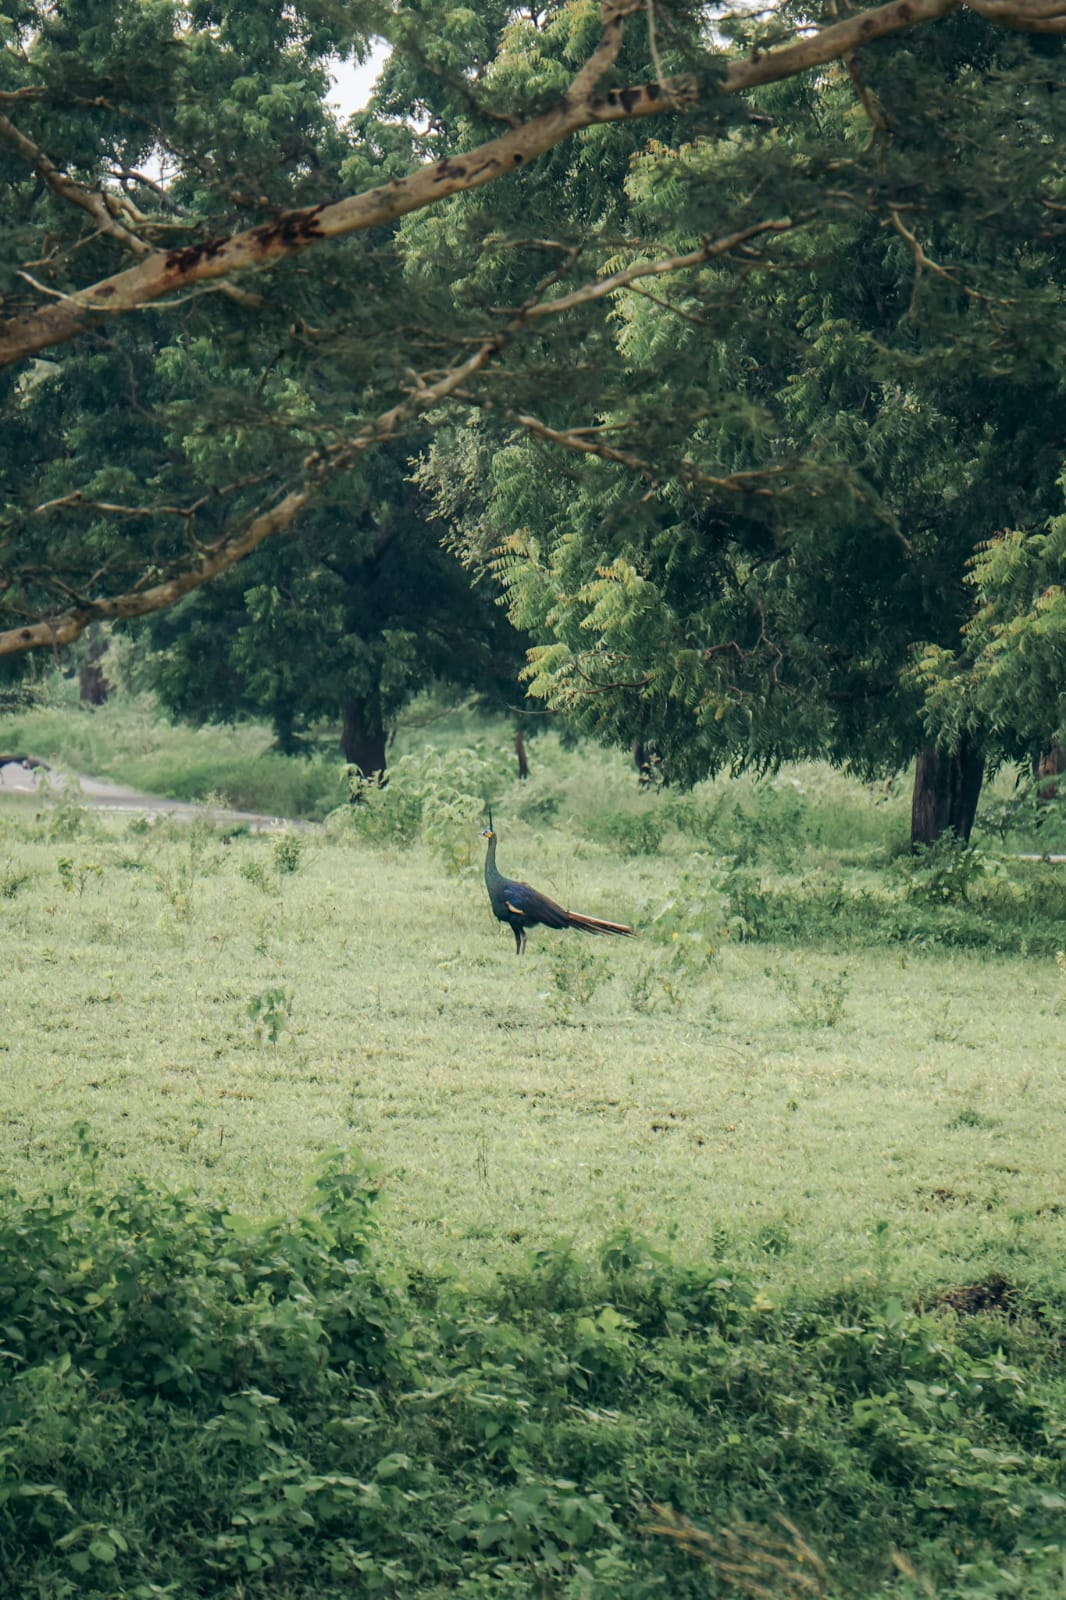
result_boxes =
[911,738,985,846]
[341,697,387,779]
[78,629,110,705]
[1033,741,1064,800]
[514,727,529,780]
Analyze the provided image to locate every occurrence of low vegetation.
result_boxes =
[1,703,1063,1596]
[0,1150,1062,1599]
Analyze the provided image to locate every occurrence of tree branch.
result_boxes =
[520,218,800,319]
[0,338,501,656]
[964,0,1066,30]
[0,113,152,258]
[0,0,963,369]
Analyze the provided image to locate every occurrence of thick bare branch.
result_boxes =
[0,0,964,369]
[723,0,959,92]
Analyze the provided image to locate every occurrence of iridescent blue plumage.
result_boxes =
[481,824,636,955]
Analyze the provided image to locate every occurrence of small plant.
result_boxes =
[247,985,293,1045]
[948,1106,995,1131]
[1055,949,1065,1014]
[897,833,991,906]
[543,939,608,1020]
[56,856,103,897]
[0,858,32,898]
[40,774,91,840]
[239,857,275,893]
[772,961,850,1028]
[271,829,303,874]
[627,953,689,1013]
[152,816,221,921]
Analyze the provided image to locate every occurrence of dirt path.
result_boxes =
[0,758,302,833]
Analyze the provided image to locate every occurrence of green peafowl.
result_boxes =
[481,815,637,954]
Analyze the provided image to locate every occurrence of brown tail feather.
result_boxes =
[564,911,637,937]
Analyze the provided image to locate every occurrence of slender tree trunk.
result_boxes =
[1033,742,1064,801]
[341,696,387,779]
[632,738,662,786]
[78,629,110,706]
[910,738,985,847]
[271,700,301,756]
[514,726,529,780]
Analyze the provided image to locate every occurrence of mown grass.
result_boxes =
[1,710,1064,1597]
[1,737,1062,1289]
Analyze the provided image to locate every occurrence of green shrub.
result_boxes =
[585,809,661,857]
[0,1165,1061,1598]
[896,835,994,906]
[271,829,304,874]
[342,744,513,870]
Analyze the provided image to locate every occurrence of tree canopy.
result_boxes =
[2,0,1064,825]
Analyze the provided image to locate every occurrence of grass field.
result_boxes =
[2,725,1063,1290]
[1,704,1064,1598]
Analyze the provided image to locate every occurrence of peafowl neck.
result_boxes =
[484,832,502,889]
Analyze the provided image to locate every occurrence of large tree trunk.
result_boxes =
[911,739,985,847]
[341,696,387,779]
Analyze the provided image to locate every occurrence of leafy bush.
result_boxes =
[342,744,513,870]
[543,938,610,1020]
[896,834,994,905]
[585,808,660,857]
[271,829,304,874]
[0,1160,1062,1598]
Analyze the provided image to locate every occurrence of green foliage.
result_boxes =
[240,854,276,893]
[543,937,609,1021]
[149,809,222,921]
[55,856,103,897]
[343,742,512,871]
[0,1157,1061,1598]
[585,808,660,858]
[770,959,851,1030]
[247,985,293,1046]
[420,14,1066,803]
[271,829,304,875]
[42,779,93,842]
[0,856,31,898]
[896,836,994,907]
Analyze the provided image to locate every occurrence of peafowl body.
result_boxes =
[482,824,637,954]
